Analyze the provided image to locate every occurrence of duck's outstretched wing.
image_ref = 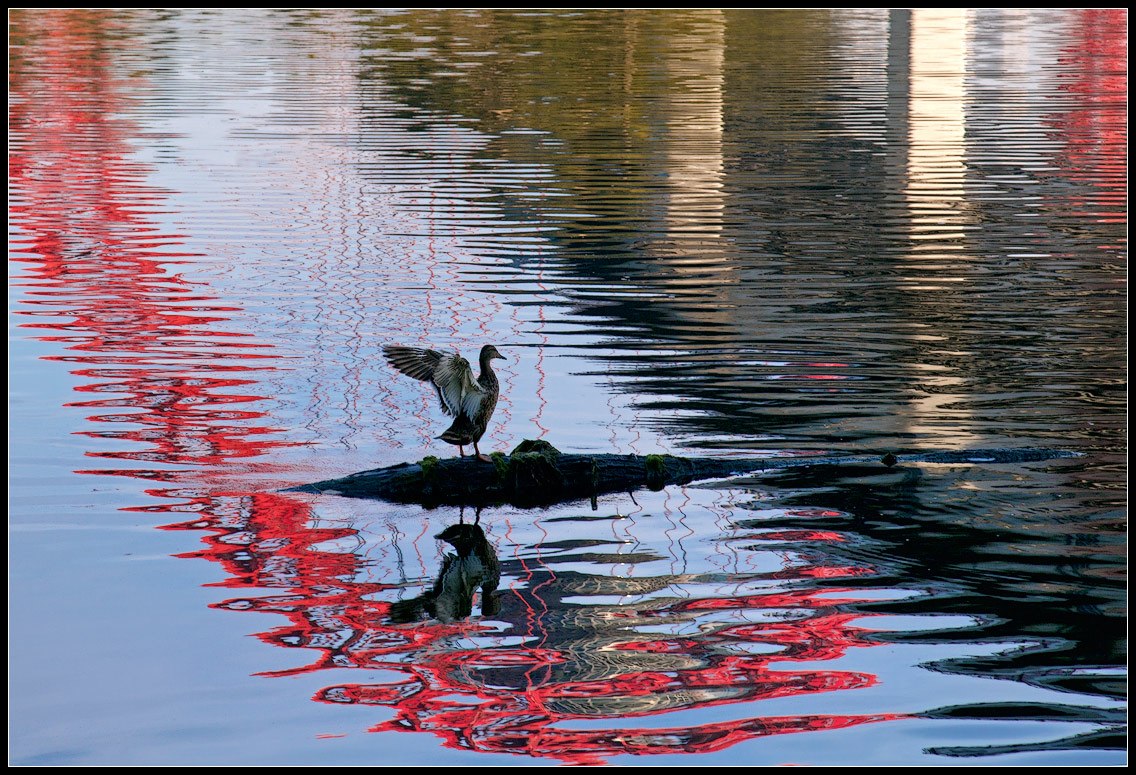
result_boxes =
[383,345,486,418]
[431,353,488,419]
[382,345,442,383]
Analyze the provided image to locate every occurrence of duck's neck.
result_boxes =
[478,354,499,388]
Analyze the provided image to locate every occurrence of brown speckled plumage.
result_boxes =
[382,344,505,460]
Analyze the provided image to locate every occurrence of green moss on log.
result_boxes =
[644,454,668,490]
[490,451,509,481]
[419,455,440,482]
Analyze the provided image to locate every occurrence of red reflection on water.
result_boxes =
[177,506,898,763]
[1049,9,1127,225]
[9,10,900,764]
[299,580,895,763]
[10,10,286,479]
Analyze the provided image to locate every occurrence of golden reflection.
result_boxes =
[656,11,730,282]
[905,8,968,244]
[638,11,740,353]
[900,9,979,446]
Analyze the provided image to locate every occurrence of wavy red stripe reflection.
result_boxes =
[10,9,899,765]
[10,10,286,481]
[300,578,895,763]
[1049,9,1127,225]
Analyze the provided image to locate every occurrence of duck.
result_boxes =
[382,343,505,461]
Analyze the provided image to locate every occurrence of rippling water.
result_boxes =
[9,9,1126,766]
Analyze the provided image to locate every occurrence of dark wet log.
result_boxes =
[285,440,1080,508]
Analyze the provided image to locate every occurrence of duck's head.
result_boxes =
[435,523,491,555]
[480,344,505,362]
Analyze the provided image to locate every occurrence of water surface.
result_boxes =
[8,8,1126,766]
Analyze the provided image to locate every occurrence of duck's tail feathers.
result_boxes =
[438,415,477,445]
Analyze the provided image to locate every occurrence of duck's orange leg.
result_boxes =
[474,441,491,463]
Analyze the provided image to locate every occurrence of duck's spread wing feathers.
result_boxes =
[383,345,443,382]
[432,354,487,419]
[383,345,485,418]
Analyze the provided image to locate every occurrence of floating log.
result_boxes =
[285,440,1079,508]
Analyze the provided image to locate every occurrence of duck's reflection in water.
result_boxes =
[390,520,500,624]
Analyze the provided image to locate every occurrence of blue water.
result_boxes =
[9,8,1126,765]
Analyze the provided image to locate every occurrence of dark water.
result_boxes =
[8,9,1126,766]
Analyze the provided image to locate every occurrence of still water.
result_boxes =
[8,9,1126,766]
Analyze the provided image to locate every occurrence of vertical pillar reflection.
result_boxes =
[906,8,969,243]
[657,11,733,297]
[896,9,979,446]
